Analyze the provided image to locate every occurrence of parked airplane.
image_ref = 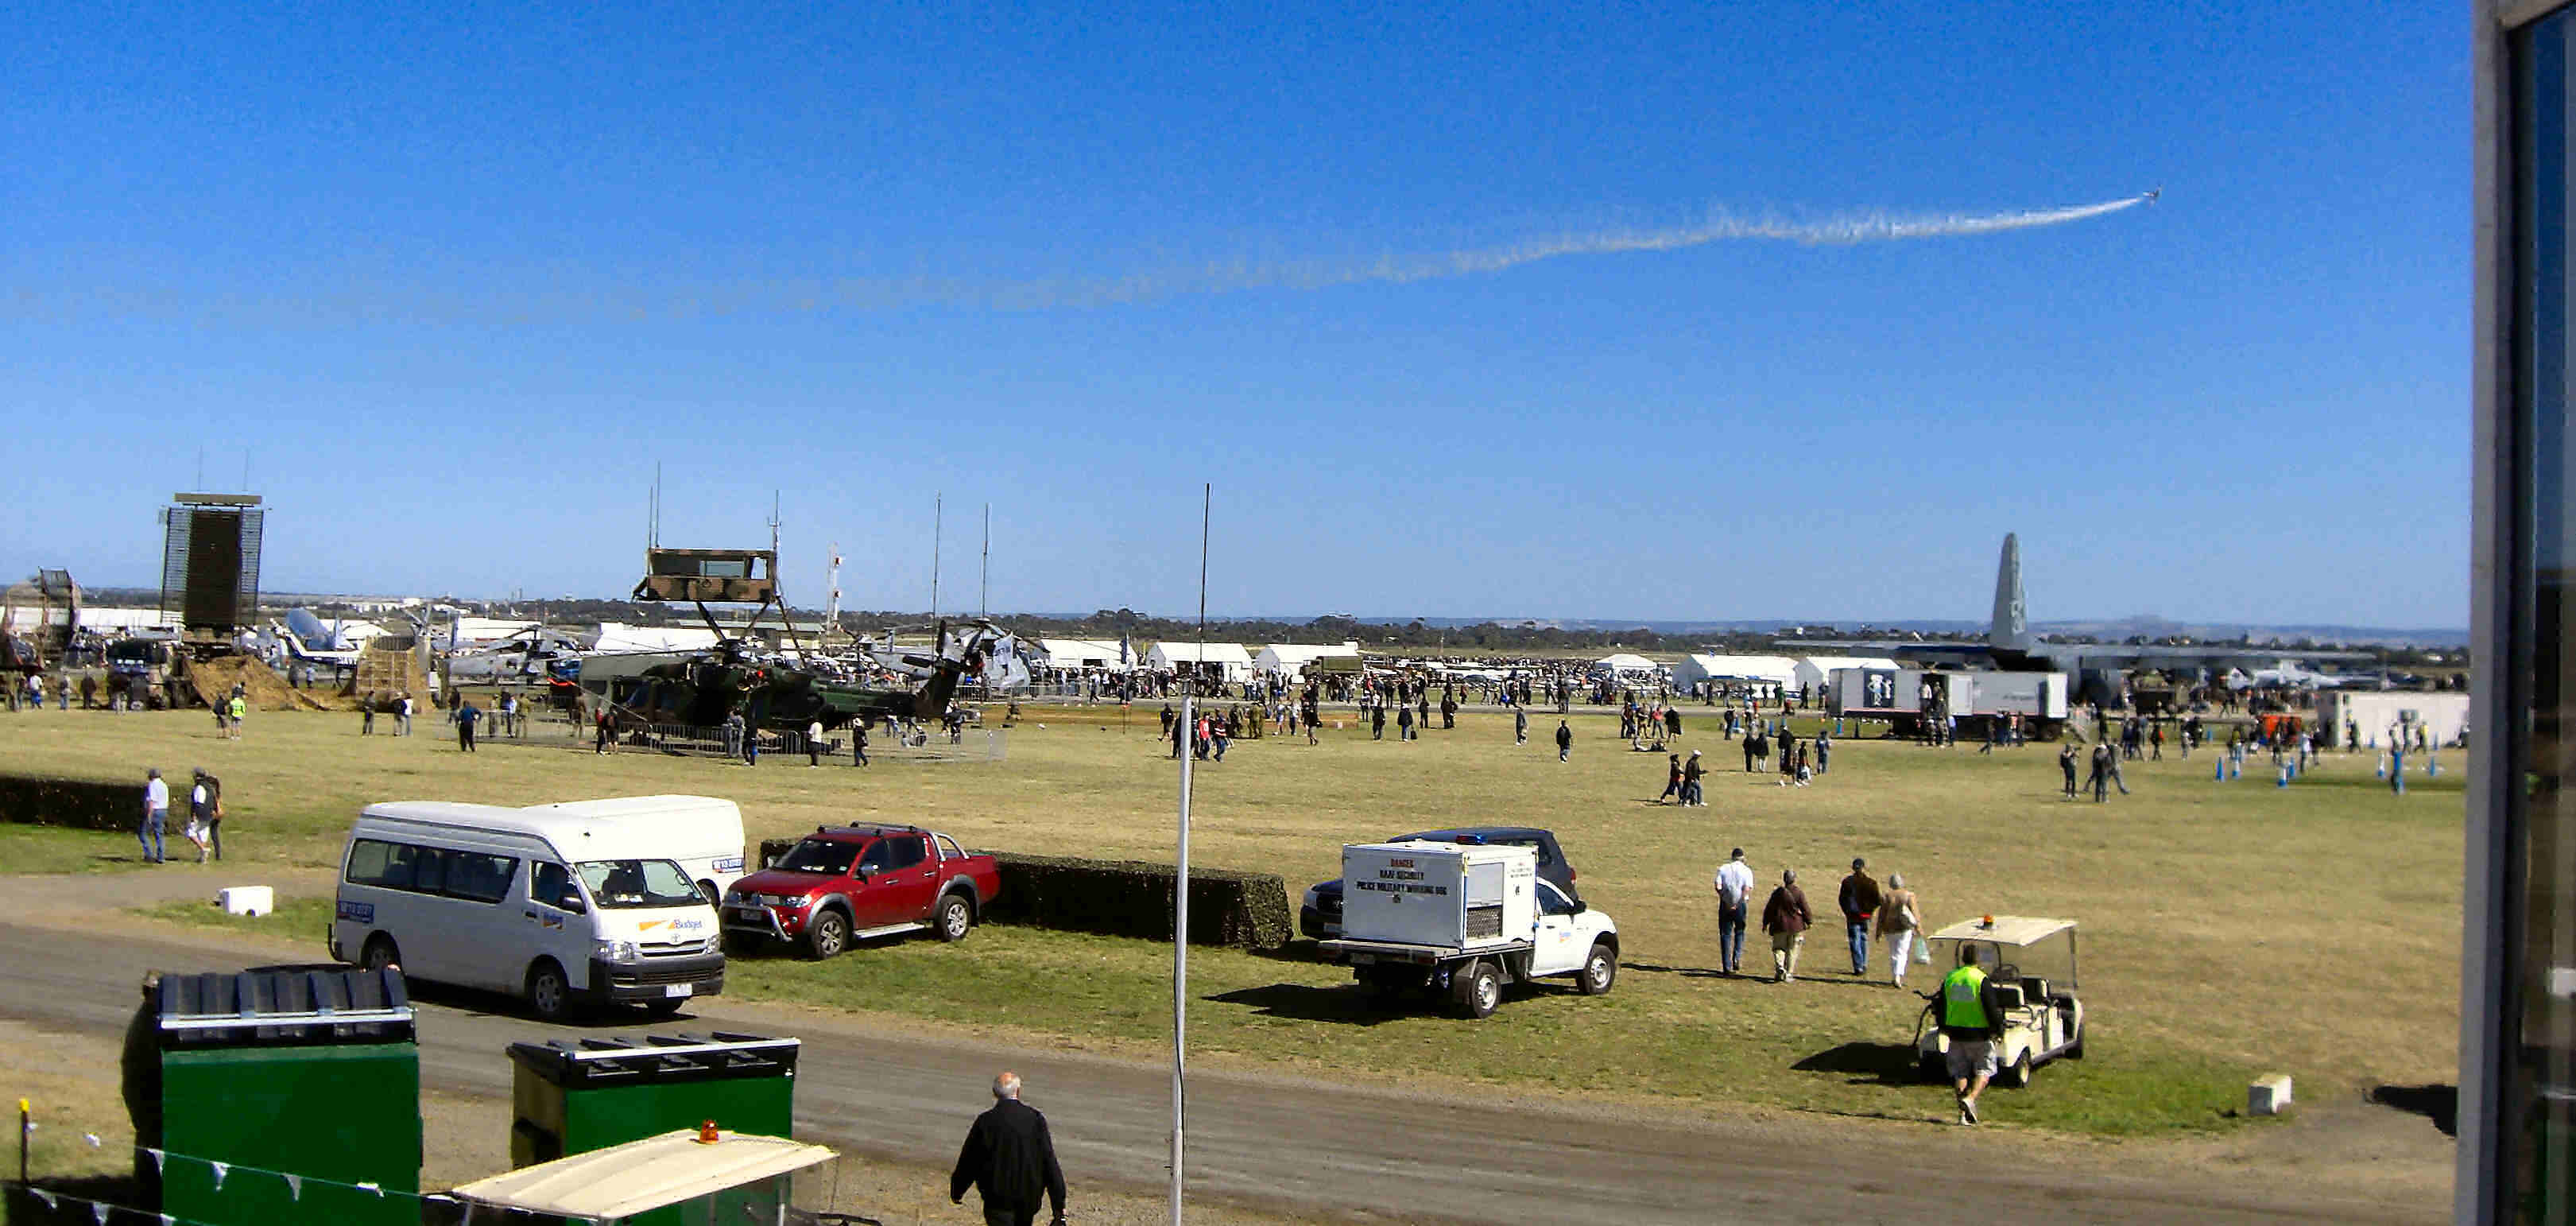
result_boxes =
[1783,533,2372,702]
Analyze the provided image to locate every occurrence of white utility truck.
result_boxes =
[1315,840,1619,1018]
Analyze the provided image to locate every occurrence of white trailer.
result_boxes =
[1829,668,2068,738]
[1316,841,1619,1018]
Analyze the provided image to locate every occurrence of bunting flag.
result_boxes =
[30,1190,55,1210]
[146,1146,165,1174]
[209,1159,229,1190]
[284,1172,303,1201]
[91,1202,110,1226]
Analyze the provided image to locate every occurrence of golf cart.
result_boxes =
[1912,915,2086,1088]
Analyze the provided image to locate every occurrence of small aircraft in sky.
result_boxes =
[2144,188,2161,203]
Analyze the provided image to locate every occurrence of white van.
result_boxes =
[329,801,727,1022]
[516,795,750,903]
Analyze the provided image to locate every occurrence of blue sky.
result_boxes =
[0,3,2467,627]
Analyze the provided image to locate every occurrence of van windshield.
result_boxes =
[575,859,702,909]
[774,837,862,875]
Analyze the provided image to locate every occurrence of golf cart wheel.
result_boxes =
[935,893,974,942]
[804,907,850,960]
[1918,1053,1947,1084]
[1998,1050,2034,1089]
[2067,1029,2086,1060]
[1451,960,1502,1019]
[1578,941,1617,995]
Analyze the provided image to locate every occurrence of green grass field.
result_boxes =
[5,701,2463,1138]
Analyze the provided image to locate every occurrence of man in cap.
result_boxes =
[1838,857,1883,976]
[1713,848,1754,974]
[138,768,168,864]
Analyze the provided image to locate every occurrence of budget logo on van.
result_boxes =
[337,900,374,924]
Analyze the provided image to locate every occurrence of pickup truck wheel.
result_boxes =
[1578,942,1617,995]
[935,894,973,943]
[722,933,762,958]
[525,960,576,1023]
[1451,960,1501,1019]
[804,908,850,960]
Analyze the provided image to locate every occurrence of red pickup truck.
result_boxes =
[720,824,1001,958]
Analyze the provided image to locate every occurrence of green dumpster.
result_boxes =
[150,968,420,1226]
[509,1031,799,1224]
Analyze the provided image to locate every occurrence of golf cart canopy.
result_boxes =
[1926,916,2074,947]
[449,1128,835,1221]
[1923,915,2078,990]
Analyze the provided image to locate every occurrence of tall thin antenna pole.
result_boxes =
[980,503,990,619]
[931,495,942,621]
[196,447,204,491]
[1172,482,1209,1226]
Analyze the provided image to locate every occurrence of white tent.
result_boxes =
[1673,654,1799,695]
[1145,641,1255,682]
[1256,641,1362,680]
[593,622,722,654]
[1033,638,1130,671]
[1591,653,1662,674]
[1794,655,1899,693]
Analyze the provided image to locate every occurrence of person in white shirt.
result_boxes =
[1714,848,1756,976]
[807,719,825,767]
[139,768,169,864]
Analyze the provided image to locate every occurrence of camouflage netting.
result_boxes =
[0,773,137,830]
[181,654,343,712]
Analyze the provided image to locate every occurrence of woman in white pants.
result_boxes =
[1877,874,1921,989]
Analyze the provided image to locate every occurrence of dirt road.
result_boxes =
[0,881,2453,1225]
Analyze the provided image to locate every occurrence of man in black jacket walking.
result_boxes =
[951,1070,1067,1226]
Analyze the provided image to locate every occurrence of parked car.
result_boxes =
[1300,826,1578,940]
[721,824,1000,958]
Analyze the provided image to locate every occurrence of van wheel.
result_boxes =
[360,935,401,974]
[696,879,721,905]
[526,960,576,1023]
[1451,960,1501,1019]
[804,908,850,960]
[935,894,973,943]
[1578,942,1617,995]
[641,997,686,1018]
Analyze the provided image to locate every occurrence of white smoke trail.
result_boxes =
[1083,193,2154,303]
[0,193,2154,324]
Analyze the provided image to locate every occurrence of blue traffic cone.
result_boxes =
[2376,753,2388,778]
[2215,757,2225,782]
[2428,751,2441,777]
[2276,762,2289,787]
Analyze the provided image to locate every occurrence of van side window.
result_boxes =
[881,836,927,871]
[444,854,519,904]
[409,847,451,896]
[531,862,580,910]
[345,838,396,886]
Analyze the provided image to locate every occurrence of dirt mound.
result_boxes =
[180,655,340,712]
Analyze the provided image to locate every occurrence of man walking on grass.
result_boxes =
[1761,870,1811,982]
[1713,848,1753,975]
[1555,719,1572,763]
[139,768,168,865]
[1838,857,1881,976]
[1939,945,2008,1125]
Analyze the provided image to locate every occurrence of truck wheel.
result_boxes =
[1998,1050,2033,1088]
[935,894,974,943]
[359,934,401,974]
[525,960,576,1023]
[804,907,850,960]
[1578,942,1617,996]
[1451,960,1501,1019]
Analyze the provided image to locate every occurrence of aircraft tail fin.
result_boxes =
[1989,533,2032,650]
